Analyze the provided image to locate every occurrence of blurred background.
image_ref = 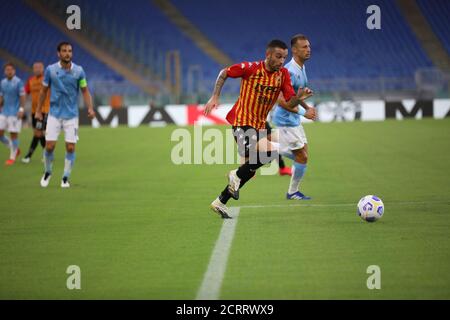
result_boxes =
[1,0,449,109]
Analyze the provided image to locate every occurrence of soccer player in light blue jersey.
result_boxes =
[273,34,316,200]
[35,42,95,188]
[0,62,26,165]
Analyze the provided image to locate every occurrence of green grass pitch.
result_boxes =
[0,118,449,299]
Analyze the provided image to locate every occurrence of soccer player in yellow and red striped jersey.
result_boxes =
[22,62,51,163]
[204,39,314,218]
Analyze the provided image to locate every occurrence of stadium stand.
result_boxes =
[54,0,223,94]
[2,0,447,100]
[170,0,434,91]
[416,0,450,56]
[0,1,142,96]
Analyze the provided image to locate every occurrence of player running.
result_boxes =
[35,41,95,188]
[273,34,316,200]
[0,62,25,165]
[204,39,314,218]
[21,62,51,163]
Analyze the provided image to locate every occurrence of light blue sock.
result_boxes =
[0,135,9,147]
[288,161,307,194]
[44,150,54,174]
[63,152,75,178]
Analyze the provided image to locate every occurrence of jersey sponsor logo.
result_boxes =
[254,83,278,94]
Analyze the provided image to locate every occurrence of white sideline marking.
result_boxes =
[239,200,449,209]
[196,207,240,300]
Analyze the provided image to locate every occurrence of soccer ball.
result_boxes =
[357,195,384,222]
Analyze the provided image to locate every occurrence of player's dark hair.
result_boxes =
[291,34,309,47]
[267,39,288,50]
[57,41,72,52]
[3,62,15,70]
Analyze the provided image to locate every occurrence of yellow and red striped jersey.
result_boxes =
[225,61,296,129]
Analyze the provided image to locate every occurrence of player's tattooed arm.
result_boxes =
[204,69,228,115]
[277,93,299,113]
[212,68,228,97]
[35,86,49,121]
[285,87,313,109]
[282,89,316,120]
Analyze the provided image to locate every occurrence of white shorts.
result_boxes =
[46,115,79,143]
[0,114,22,133]
[278,125,308,153]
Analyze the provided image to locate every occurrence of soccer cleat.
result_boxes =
[40,172,52,187]
[286,191,312,200]
[21,157,31,164]
[227,169,241,200]
[5,159,15,166]
[210,198,232,219]
[61,177,70,188]
[279,167,292,176]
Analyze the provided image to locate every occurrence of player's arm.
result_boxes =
[285,90,316,120]
[277,93,299,113]
[280,71,315,120]
[81,86,96,119]
[17,95,25,119]
[79,70,95,119]
[203,68,228,115]
[16,81,26,118]
[204,62,255,115]
[35,85,49,121]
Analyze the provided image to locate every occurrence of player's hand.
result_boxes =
[35,111,43,121]
[297,87,314,101]
[17,110,24,119]
[304,107,317,120]
[87,108,96,119]
[203,96,219,115]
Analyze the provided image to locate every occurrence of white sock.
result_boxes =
[9,139,18,160]
[288,162,307,194]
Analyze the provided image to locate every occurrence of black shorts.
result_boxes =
[232,126,270,159]
[32,113,48,131]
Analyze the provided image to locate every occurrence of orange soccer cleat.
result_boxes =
[279,166,292,176]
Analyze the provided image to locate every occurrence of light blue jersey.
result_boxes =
[43,62,87,119]
[272,58,308,127]
[0,76,25,116]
